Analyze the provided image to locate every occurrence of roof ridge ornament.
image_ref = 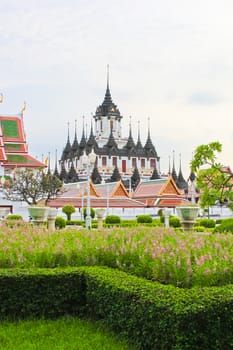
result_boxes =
[21,101,26,115]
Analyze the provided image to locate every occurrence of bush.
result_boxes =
[214,218,233,233]
[66,220,83,226]
[105,215,121,224]
[83,207,95,220]
[62,205,76,221]
[195,218,216,228]
[194,226,205,232]
[55,216,66,229]
[6,214,23,220]
[169,216,181,228]
[160,215,181,227]
[137,215,153,224]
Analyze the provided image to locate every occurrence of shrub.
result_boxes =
[6,214,23,220]
[55,216,66,229]
[62,205,76,221]
[137,215,153,224]
[160,215,181,227]
[66,220,83,226]
[194,226,205,232]
[83,207,95,220]
[214,218,233,233]
[105,215,121,224]
[169,216,181,228]
[195,218,215,228]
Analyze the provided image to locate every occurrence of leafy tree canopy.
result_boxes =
[191,141,233,210]
[6,168,63,205]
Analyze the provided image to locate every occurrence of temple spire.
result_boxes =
[171,150,178,183]
[107,64,109,89]
[53,149,60,178]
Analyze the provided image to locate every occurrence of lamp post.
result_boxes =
[81,149,96,229]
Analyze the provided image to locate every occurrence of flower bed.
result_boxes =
[0,224,232,288]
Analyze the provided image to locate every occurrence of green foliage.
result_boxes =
[105,215,121,224]
[0,268,85,319]
[66,220,83,226]
[0,266,232,349]
[191,141,233,210]
[62,204,76,220]
[6,214,23,220]
[214,218,233,233]
[5,168,63,205]
[194,226,205,232]
[84,266,233,350]
[160,215,181,227]
[195,218,216,228]
[157,208,163,217]
[83,207,95,219]
[169,216,181,227]
[136,214,153,224]
[55,216,66,229]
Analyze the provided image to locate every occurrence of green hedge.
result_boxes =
[195,218,216,228]
[0,268,85,319]
[83,267,233,350]
[0,267,232,349]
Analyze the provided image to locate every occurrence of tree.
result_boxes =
[62,204,76,220]
[5,168,63,205]
[191,141,233,211]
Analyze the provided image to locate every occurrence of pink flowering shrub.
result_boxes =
[0,223,232,288]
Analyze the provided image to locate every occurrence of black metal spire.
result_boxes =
[150,166,160,180]
[60,122,72,161]
[144,117,157,157]
[71,119,79,156]
[171,150,178,183]
[176,153,188,192]
[131,166,140,190]
[124,116,136,150]
[136,120,145,156]
[53,149,60,178]
[79,116,86,156]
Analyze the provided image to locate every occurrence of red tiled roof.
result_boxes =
[48,197,145,208]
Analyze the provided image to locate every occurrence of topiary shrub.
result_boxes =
[137,215,153,224]
[195,218,215,228]
[55,216,66,229]
[83,207,95,220]
[169,216,181,228]
[62,205,76,221]
[105,215,121,224]
[214,218,233,233]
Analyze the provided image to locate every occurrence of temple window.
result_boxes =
[150,159,155,168]
[102,156,107,166]
[112,157,117,167]
[141,159,145,168]
[132,158,137,168]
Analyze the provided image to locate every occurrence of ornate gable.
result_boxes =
[110,180,129,198]
[159,176,182,195]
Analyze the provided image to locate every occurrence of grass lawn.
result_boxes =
[0,317,136,350]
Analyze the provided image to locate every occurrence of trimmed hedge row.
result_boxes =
[0,267,232,349]
[0,268,86,319]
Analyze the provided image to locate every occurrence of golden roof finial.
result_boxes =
[21,101,26,115]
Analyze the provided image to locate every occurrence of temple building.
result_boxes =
[60,72,160,183]
[0,101,45,177]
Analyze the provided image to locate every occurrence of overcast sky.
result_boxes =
[0,0,233,177]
